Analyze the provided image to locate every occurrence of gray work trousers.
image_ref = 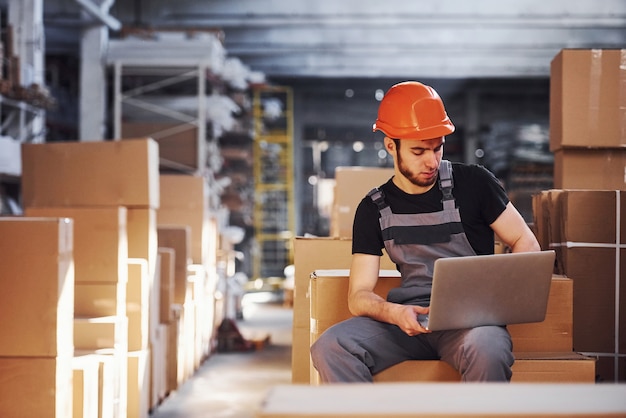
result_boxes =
[310,316,514,383]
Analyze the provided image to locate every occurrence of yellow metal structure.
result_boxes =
[252,86,295,281]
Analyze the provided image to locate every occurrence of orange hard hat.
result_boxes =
[373,81,455,140]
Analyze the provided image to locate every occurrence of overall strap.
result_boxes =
[438,159,455,211]
[367,187,388,211]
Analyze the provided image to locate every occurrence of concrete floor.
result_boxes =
[150,293,293,418]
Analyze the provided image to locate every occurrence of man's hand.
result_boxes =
[394,304,430,336]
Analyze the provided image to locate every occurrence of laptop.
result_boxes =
[418,250,556,331]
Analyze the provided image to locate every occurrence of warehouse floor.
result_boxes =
[150,292,293,418]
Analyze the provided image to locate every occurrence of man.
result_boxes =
[310,81,540,383]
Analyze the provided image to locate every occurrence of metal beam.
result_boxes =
[73,0,121,31]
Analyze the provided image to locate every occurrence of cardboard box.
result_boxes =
[25,207,128,283]
[291,236,395,383]
[74,315,128,351]
[331,166,394,238]
[550,49,626,151]
[127,260,151,351]
[158,174,210,265]
[158,226,192,304]
[309,271,579,383]
[544,189,626,381]
[127,350,151,418]
[72,355,100,418]
[75,282,127,318]
[310,272,573,352]
[21,138,160,208]
[74,351,119,418]
[122,122,203,171]
[373,352,595,383]
[0,217,74,357]
[158,248,176,323]
[257,383,626,418]
[553,148,626,190]
[0,356,73,418]
[128,208,158,283]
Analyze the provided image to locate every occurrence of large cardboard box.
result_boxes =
[0,356,73,418]
[309,270,580,383]
[157,226,192,304]
[257,383,626,418]
[21,138,160,208]
[25,207,128,284]
[127,350,151,418]
[127,260,151,351]
[373,352,595,383]
[75,282,127,318]
[331,166,394,238]
[543,189,626,381]
[158,248,176,323]
[158,174,210,265]
[128,208,158,283]
[291,236,394,383]
[550,49,626,151]
[0,217,74,357]
[72,355,100,418]
[122,122,203,172]
[553,148,626,190]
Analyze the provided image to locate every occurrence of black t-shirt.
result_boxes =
[352,163,509,257]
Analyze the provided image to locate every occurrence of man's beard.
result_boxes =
[397,152,438,188]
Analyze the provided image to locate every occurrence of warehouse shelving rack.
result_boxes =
[252,86,295,282]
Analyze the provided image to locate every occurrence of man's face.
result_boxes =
[389,137,445,189]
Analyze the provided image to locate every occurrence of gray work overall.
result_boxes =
[310,160,514,382]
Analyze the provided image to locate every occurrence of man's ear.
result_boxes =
[384,137,395,153]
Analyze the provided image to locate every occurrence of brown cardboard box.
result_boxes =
[127,260,151,351]
[25,207,128,284]
[550,49,626,151]
[74,351,119,418]
[309,271,579,383]
[21,138,160,208]
[331,166,394,238]
[0,356,73,418]
[75,282,127,318]
[74,315,128,351]
[158,174,210,265]
[128,208,158,283]
[0,217,74,357]
[157,226,192,304]
[291,236,395,383]
[72,355,100,418]
[122,122,202,171]
[553,148,626,190]
[257,383,625,418]
[127,350,151,418]
[546,189,626,381]
[310,272,573,352]
[373,352,595,383]
[158,248,176,323]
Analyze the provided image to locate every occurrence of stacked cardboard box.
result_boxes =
[330,166,394,238]
[0,218,74,418]
[550,49,626,189]
[534,190,625,382]
[21,138,160,418]
[158,174,221,372]
[309,270,595,384]
[544,48,626,382]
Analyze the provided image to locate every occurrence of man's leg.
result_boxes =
[311,316,436,382]
[433,326,514,382]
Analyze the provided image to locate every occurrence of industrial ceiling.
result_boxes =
[41,0,626,80]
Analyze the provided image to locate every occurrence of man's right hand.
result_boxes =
[394,304,431,336]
